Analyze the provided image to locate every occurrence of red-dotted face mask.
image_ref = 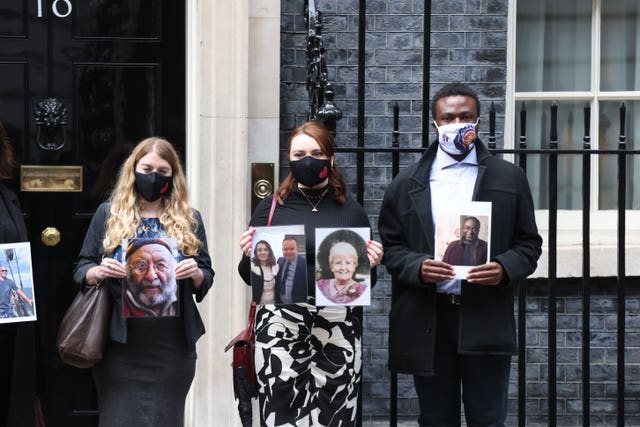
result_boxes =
[289,156,332,187]
[134,172,172,202]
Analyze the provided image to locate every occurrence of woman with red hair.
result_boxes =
[238,121,383,426]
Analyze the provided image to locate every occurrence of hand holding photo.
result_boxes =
[315,228,371,306]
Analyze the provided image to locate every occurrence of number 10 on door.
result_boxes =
[37,0,73,18]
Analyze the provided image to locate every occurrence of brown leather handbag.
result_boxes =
[224,301,258,390]
[224,194,278,426]
[224,301,257,427]
[56,280,111,368]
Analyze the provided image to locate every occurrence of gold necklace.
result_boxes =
[298,187,329,212]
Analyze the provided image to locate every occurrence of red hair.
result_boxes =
[276,121,347,204]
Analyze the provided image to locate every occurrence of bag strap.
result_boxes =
[247,301,257,339]
[267,194,277,226]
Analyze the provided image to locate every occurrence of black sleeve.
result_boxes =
[191,209,215,302]
[73,203,110,287]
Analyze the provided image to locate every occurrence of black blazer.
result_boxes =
[248,263,279,304]
[276,255,308,303]
[379,141,542,375]
[73,202,214,350]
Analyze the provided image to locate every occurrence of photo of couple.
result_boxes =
[249,225,308,305]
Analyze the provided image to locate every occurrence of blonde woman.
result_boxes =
[73,137,214,427]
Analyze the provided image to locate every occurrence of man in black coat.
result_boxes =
[378,82,542,427]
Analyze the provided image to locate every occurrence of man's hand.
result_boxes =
[420,258,455,284]
[466,262,504,285]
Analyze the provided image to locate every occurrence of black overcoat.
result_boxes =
[378,141,542,375]
[0,183,35,427]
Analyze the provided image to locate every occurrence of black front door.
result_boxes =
[0,1,185,425]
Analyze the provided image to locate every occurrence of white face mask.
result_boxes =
[433,120,478,156]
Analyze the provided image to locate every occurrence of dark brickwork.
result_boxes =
[280,1,636,425]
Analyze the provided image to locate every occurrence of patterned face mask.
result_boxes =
[433,120,479,156]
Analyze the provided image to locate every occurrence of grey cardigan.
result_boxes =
[73,202,214,350]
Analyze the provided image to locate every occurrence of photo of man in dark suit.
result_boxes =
[276,235,308,304]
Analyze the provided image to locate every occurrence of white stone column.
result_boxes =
[184,1,280,426]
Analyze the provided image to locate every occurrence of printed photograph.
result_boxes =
[315,227,371,306]
[122,237,180,317]
[250,225,308,305]
[0,242,36,324]
[435,201,492,279]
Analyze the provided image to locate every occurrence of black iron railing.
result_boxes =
[304,0,342,133]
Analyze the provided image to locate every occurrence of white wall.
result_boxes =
[184,1,281,425]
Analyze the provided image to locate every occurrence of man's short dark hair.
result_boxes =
[431,82,480,121]
[464,216,481,230]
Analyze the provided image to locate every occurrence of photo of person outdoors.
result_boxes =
[315,228,370,306]
[0,264,32,319]
[123,237,179,317]
[442,215,488,267]
[74,137,214,427]
[0,243,35,323]
[250,240,279,304]
[238,121,383,426]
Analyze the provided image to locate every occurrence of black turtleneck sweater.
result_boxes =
[238,185,376,298]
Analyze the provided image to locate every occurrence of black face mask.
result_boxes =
[134,172,172,202]
[289,156,332,187]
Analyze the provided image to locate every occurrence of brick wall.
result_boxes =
[280,1,638,425]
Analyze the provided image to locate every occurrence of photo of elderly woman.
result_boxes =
[315,228,371,306]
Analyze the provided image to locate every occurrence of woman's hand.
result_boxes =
[175,258,203,281]
[87,257,126,285]
[239,227,256,256]
[366,240,384,268]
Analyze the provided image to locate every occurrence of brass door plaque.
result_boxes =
[251,163,274,212]
[21,165,83,192]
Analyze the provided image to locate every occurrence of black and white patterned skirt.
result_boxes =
[254,303,362,427]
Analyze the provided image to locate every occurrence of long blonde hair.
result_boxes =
[102,137,202,256]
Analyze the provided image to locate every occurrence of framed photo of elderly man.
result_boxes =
[435,202,492,279]
[0,242,36,324]
[315,227,371,306]
[250,225,308,305]
[122,237,180,317]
